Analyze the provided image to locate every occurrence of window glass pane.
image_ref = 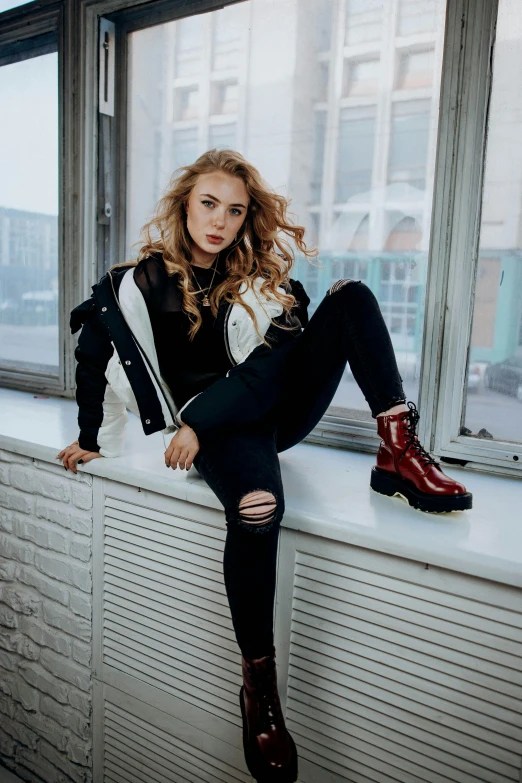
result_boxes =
[175,15,203,77]
[336,106,377,202]
[343,58,380,97]
[345,0,383,46]
[172,128,199,173]
[209,122,237,149]
[396,47,435,89]
[213,3,248,70]
[463,0,522,445]
[126,0,446,422]
[316,0,334,52]
[398,0,438,37]
[0,52,59,373]
[311,111,326,203]
[388,100,431,191]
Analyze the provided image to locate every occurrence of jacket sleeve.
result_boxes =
[71,299,128,457]
[177,278,310,440]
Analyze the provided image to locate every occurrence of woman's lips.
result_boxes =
[206,235,224,244]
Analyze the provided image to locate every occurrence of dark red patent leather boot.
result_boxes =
[371,402,472,513]
[240,646,298,783]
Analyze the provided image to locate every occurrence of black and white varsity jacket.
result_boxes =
[70,262,310,457]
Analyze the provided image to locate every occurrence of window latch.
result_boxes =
[99,18,115,117]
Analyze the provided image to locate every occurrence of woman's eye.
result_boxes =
[202,200,241,216]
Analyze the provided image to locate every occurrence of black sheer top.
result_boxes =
[133,253,233,411]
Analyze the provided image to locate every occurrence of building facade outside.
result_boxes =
[127,0,522,386]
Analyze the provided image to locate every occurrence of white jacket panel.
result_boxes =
[117,268,178,430]
[97,382,129,458]
[228,279,285,364]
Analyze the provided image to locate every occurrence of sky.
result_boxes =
[0,0,31,11]
[0,52,59,215]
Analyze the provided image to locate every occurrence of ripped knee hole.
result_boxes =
[238,490,277,526]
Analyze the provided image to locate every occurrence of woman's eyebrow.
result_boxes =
[200,192,247,208]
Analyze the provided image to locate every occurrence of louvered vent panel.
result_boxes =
[102,496,242,725]
[103,701,250,783]
[287,550,522,783]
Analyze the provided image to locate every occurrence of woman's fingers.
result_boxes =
[60,447,75,470]
[185,444,199,471]
[177,448,190,470]
[165,443,176,468]
[165,429,200,471]
[166,445,198,470]
[165,441,178,468]
[168,446,183,469]
[61,447,99,473]
[185,451,196,471]
[64,449,83,473]
[56,441,79,460]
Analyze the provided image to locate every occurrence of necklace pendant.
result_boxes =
[202,296,211,306]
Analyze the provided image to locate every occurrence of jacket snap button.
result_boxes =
[232,321,237,326]
[125,360,131,365]
[145,419,151,424]
[101,307,107,312]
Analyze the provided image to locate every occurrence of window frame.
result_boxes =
[84,0,522,478]
[418,0,522,477]
[2,0,518,478]
[0,2,71,393]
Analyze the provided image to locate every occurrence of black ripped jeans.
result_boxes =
[193,281,406,659]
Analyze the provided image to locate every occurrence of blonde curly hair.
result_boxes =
[113,148,318,343]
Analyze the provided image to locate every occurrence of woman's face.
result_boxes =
[185,171,249,262]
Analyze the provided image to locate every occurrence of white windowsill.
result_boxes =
[1,386,521,589]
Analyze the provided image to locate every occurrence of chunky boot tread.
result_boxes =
[371,466,472,513]
[373,402,472,513]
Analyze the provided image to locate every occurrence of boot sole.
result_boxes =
[239,686,298,783]
[370,467,473,513]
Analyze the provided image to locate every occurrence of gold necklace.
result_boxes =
[189,256,220,307]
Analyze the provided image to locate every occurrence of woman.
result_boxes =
[58,148,472,783]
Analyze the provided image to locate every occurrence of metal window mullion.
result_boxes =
[115,22,129,269]
[0,5,68,394]
[61,1,80,396]
[417,0,501,459]
[82,3,101,300]
[435,0,495,455]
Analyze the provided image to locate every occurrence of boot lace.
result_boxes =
[245,659,285,733]
[399,402,439,468]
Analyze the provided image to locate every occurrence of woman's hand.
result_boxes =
[165,425,200,470]
[56,441,102,474]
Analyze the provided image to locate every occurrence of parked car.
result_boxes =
[484,354,522,402]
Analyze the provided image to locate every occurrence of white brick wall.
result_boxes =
[0,449,93,783]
